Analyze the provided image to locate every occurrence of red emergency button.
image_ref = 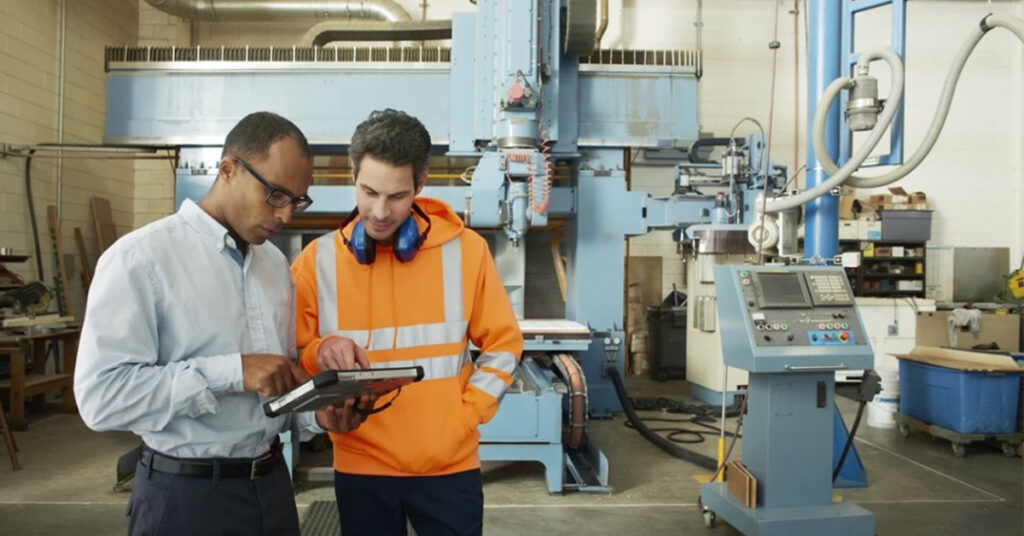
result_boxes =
[839,331,851,343]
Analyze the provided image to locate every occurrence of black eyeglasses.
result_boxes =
[233,157,313,213]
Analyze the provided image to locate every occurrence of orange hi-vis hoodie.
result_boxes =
[291,197,523,476]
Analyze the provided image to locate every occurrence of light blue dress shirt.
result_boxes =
[74,199,321,458]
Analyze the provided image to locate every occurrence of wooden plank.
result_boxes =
[46,206,70,316]
[0,373,72,393]
[74,227,92,290]
[90,197,117,254]
[2,314,75,329]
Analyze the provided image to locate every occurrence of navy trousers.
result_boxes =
[126,458,299,536]
[333,470,483,536]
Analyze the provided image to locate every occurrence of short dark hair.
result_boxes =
[348,109,431,186]
[222,111,312,162]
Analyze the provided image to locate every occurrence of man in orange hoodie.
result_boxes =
[292,109,523,535]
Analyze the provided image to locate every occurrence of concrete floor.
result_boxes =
[1,377,1022,535]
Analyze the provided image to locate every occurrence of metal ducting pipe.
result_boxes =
[303,19,452,45]
[145,0,412,23]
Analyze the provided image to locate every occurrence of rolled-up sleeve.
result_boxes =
[74,245,244,433]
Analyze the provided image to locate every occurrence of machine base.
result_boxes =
[700,482,875,536]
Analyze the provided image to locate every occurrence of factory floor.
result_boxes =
[1,377,1021,536]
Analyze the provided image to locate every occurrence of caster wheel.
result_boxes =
[702,508,717,529]
[1001,443,1018,458]
[898,423,911,438]
[951,442,967,458]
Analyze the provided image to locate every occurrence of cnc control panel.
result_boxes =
[715,265,874,372]
[736,268,866,348]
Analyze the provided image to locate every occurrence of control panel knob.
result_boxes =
[764,335,772,342]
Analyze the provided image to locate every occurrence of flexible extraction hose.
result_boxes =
[765,46,903,213]
[766,12,1024,212]
[607,366,718,470]
[824,12,1024,190]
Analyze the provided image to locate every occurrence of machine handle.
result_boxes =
[783,364,849,371]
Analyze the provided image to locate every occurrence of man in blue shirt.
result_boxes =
[74,112,368,535]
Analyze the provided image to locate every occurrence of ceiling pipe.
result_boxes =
[594,0,608,50]
[303,19,451,45]
[144,0,413,23]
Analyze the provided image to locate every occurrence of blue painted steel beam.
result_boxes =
[839,0,906,167]
[805,0,842,261]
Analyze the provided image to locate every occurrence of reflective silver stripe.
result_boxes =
[475,351,517,375]
[330,321,467,352]
[469,369,509,399]
[441,238,464,323]
[371,352,471,381]
[315,232,338,337]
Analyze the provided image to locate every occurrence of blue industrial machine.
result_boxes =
[107,0,791,494]
[699,265,875,534]
[113,0,1008,513]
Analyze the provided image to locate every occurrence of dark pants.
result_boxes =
[127,457,299,536]
[333,470,483,536]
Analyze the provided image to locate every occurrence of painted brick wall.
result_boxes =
[0,0,139,320]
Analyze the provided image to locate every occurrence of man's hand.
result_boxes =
[315,396,373,434]
[241,354,308,397]
[317,337,371,371]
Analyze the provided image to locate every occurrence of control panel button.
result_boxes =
[818,323,826,329]
[781,323,788,331]
[839,331,850,343]
[841,323,849,329]
[740,271,749,278]
[742,278,751,285]
[772,323,781,330]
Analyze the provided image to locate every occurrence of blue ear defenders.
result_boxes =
[339,202,431,265]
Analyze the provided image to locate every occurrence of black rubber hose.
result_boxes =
[607,366,718,470]
[24,150,45,281]
[833,399,866,482]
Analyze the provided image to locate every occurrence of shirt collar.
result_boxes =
[179,199,240,252]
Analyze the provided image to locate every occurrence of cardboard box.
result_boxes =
[875,246,893,257]
[916,311,1021,351]
[860,220,882,241]
[838,187,857,220]
[869,187,931,210]
[839,220,860,240]
[894,346,1024,374]
[897,279,923,291]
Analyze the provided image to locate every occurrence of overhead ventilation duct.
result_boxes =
[144,0,412,23]
[303,19,452,46]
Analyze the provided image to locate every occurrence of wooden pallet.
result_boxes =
[896,412,1022,458]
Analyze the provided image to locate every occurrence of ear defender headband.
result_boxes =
[339,202,431,265]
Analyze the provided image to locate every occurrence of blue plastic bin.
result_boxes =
[898,359,1021,435]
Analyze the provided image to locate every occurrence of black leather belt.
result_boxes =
[140,441,282,480]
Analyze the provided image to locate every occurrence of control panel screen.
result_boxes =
[755,272,811,308]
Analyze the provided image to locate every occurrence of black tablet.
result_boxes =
[263,366,424,417]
